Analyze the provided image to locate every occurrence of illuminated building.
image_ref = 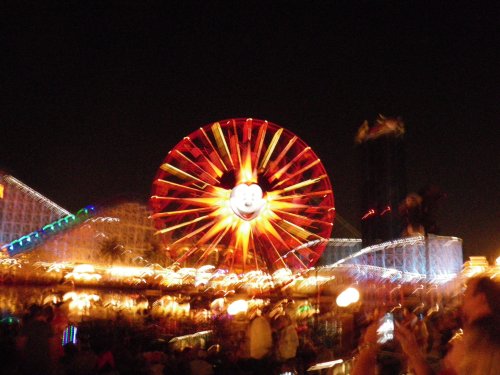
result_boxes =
[22,202,158,264]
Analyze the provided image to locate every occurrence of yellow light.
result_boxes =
[64,264,102,282]
[73,264,96,273]
[63,292,100,312]
[107,266,153,278]
[227,299,249,315]
[336,287,360,307]
[0,184,4,199]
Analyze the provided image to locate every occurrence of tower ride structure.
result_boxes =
[356,116,407,246]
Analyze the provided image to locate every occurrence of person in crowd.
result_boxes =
[16,304,55,375]
[66,338,98,375]
[189,348,214,375]
[59,342,79,375]
[454,276,500,375]
[212,348,243,375]
[274,314,299,373]
[240,308,273,374]
[93,335,118,375]
[0,313,20,375]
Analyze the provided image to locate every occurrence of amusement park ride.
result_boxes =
[0,118,468,321]
[150,118,335,274]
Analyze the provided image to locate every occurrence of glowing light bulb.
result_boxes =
[336,287,360,307]
[227,299,249,315]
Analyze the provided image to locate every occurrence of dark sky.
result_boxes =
[1,1,498,261]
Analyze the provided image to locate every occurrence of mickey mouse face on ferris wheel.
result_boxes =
[230,183,266,221]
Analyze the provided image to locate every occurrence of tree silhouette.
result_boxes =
[99,237,125,265]
[399,185,446,236]
[143,240,170,267]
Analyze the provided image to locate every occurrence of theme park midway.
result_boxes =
[0,118,498,374]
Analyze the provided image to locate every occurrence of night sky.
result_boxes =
[1,2,498,261]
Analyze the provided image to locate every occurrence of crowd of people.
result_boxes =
[351,276,500,375]
[0,275,498,374]
[0,302,305,375]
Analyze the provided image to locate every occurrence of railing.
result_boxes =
[331,235,463,279]
[1,206,95,257]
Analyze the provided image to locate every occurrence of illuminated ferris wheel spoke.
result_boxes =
[272,160,323,189]
[243,118,253,142]
[270,228,313,269]
[200,127,229,172]
[266,136,298,176]
[261,218,311,269]
[233,220,252,267]
[256,228,293,269]
[248,231,262,270]
[171,221,215,245]
[184,138,224,178]
[151,196,224,207]
[160,163,209,187]
[196,214,234,245]
[274,218,322,242]
[280,246,311,269]
[151,207,213,219]
[238,146,256,183]
[175,245,201,264]
[195,225,232,266]
[155,212,218,235]
[229,120,243,168]
[272,209,333,228]
[262,223,309,269]
[151,207,214,219]
[258,128,283,171]
[272,189,333,201]
[154,179,221,197]
[172,150,220,185]
[267,220,307,249]
[253,121,268,167]
[269,147,312,183]
[284,250,309,270]
[212,122,235,169]
[272,175,326,194]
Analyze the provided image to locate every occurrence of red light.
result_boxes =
[362,209,376,220]
[380,205,391,216]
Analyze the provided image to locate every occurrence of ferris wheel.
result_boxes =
[150,118,334,274]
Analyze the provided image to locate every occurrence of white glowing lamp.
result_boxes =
[227,299,249,315]
[336,287,360,307]
[73,264,96,273]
